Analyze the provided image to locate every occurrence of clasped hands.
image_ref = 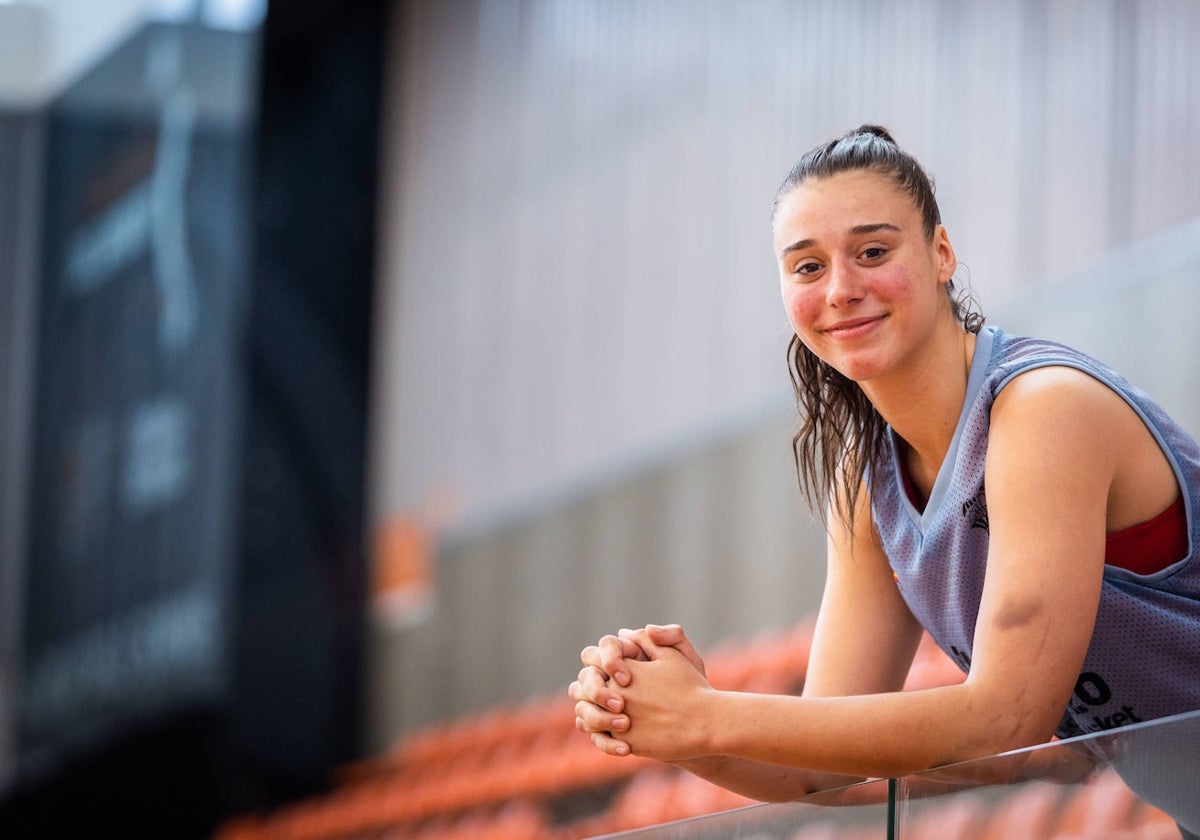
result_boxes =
[568,623,715,762]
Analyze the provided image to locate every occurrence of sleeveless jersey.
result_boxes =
[870,326,1200,738]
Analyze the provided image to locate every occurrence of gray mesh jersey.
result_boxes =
[870,326,1200,739]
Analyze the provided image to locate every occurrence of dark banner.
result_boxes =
[20,22,256,780]
[0,108,44,794]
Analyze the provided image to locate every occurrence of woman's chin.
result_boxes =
[825,356,887,384]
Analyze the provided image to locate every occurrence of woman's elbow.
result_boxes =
[943,694,1059,779]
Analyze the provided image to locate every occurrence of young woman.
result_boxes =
[569,125,1200,831]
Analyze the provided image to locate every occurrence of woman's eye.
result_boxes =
[861,247,886,260]
[793,261,821,276]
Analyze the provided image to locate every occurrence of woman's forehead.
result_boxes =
[774,171,915,240]
[781,169,909,210]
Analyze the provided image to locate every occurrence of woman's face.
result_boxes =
[773,169,956,384]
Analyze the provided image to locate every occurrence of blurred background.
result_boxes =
[0,0,1198,837]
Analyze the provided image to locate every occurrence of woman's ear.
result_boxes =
[933,224,957,286]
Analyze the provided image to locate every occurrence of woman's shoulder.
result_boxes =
[990,363,1124,426]
[982,328,1138,406]
[978,330,1138,469]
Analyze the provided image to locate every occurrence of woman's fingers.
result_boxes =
[589,731,632,757]
[581,632,647,687]
[619,624,706,672]
[569,675,633,757]
[568,623,704,761]
[645,623,706,675]
[570,664,625,713]
[572,695,629,735]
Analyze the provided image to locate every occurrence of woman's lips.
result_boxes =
[825,315,886,339]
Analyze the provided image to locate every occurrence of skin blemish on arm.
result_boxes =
[992,596,1044,630]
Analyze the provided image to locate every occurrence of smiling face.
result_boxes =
[773,169,957,385]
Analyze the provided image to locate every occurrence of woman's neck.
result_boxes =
[862,322,977,481]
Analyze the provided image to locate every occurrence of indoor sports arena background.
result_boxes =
[0,1,1198,837]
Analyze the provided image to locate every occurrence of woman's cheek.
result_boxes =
[781,285,818,336]
[872,264,920,302]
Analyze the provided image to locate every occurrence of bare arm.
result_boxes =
[609,369,1114,778]
[572,483,924,800]
[670,494,926,800]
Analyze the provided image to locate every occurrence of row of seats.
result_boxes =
[215,619,826,839]
[213,620,1180,839]
[217,766,1182,840]
[899,767,1182,839]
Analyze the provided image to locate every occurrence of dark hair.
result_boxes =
[776,125,984,530]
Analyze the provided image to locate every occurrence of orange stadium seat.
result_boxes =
[1051,767,1140,837]
[213,616,1180,840]
[902,632,967,691]
[903,790,987,839]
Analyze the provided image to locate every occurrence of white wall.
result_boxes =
[370,0,1200,542]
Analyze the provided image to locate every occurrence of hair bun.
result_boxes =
[852,124,898,144]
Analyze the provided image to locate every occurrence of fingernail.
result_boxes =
[612,716,628,730]
[615,672,630,687]
[615,744,629,756]
[607,699,622,712]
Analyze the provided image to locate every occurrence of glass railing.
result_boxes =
[591,708,1200,839]
[894,708,1200,839]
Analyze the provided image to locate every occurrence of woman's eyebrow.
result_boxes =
[780,223,902,257]
[780,237,815,256]
[849,222,902,236]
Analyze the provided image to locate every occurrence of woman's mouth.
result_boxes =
[825,315,886,339]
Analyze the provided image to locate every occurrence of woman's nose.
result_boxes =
[825,260,864,307]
